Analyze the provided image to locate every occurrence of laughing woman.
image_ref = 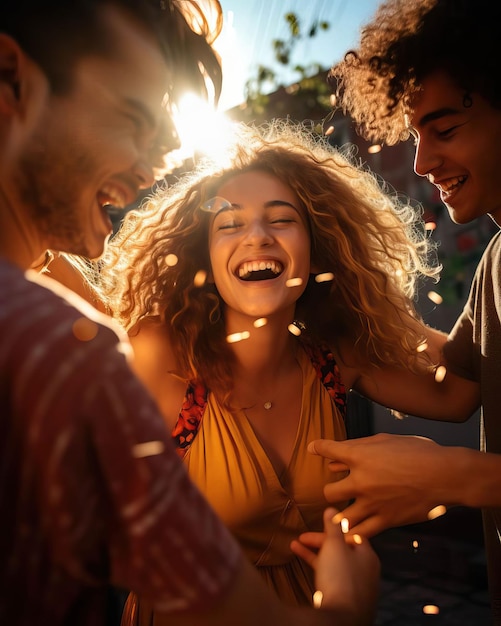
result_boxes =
[100,121,443,613]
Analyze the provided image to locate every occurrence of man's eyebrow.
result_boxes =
[412,106,462,129]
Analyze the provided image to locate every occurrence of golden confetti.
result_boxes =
[72,317,98,342]
[352,534,362,545]
[425,221,437,231]
[315,272,334,283]
[286,277,303,288]
[412,540,419,549]
[434,365,447,383]
[340,517,350,534]
[288,323,302,336]
[416,341,428,353]
[427,505,447,520]
[423,605,440,615]
[368,144,382,154]
[312,590,323,608]
[253,317,268,328]
[193,269,207,287]
[132,441,165,458]
[324,125,335,136]
[226,331,250,344]
[329,94,337,107]
[427,290,443,305]
[165,253,178,267]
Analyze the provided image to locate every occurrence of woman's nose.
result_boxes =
[244,220,274,246]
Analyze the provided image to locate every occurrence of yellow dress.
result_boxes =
[183,347,347,606]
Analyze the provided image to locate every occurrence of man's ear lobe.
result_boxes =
[0,34,25,114]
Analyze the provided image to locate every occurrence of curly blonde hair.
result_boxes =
[101,121,439,399]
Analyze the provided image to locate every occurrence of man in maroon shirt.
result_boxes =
[0,2,379,625]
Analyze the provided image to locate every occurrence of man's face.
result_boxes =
[10,5,173,260]
[409,70,501,226]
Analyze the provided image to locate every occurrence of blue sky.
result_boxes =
[215,0,381,110]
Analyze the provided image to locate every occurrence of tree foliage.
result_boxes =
[242,12,331,119]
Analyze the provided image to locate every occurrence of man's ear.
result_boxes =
[0,34,25,115]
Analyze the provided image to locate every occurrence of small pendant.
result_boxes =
[263,401,272,410]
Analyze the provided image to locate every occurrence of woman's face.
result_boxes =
[208,170,312,322]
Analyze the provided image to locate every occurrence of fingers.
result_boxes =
[323,475,355,503]
[290,539,317,568]
[332,505,389,540]
[293,531,325,550]
[308,438,346,459]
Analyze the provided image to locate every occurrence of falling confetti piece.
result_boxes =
[132,441,165,458]
[315,272,334,283]
[193,269,207,287]
[226,331,250,344]
[341,518,349,534]
[427,505,447,520]
[165,254,178,267]
[72,318,98,342]
[288,323,302,336]
[286,277,303,288]
[423,605,440,615]
[417,342,428,353]
[427,290,443,305]
[434,365,447,383]
[253,317,267,328]
[312,590,323,608]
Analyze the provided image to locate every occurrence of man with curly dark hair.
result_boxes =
[306,0,501,622]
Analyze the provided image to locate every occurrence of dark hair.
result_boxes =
[1,0,222,103]
[329,0,501,144]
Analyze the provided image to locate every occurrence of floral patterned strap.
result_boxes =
[172,380,208,459]
[299,339,347,418]
[172,340,346,458]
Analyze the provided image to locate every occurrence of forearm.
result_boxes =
[161,557,373,626]
[447,446,501,509]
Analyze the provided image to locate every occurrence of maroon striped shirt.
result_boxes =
[0,259,240,625]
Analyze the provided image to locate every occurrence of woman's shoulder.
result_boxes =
[129,316,178,370]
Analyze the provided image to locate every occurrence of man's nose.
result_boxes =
[413,137,442,178]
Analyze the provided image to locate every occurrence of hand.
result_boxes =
[309,434,456,537]
[291,508,380,625]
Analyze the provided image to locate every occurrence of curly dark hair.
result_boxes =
[329,0,501,144]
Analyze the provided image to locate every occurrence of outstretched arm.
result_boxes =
[308,434,501,538]
[163,507,380,626]
[340,327,480,423]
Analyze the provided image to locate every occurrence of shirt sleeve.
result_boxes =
[443,260,482,384]
[19,285,241,613]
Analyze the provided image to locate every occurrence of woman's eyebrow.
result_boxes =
[214,199,300,216]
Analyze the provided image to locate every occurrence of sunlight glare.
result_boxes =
[171,94,235,163]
